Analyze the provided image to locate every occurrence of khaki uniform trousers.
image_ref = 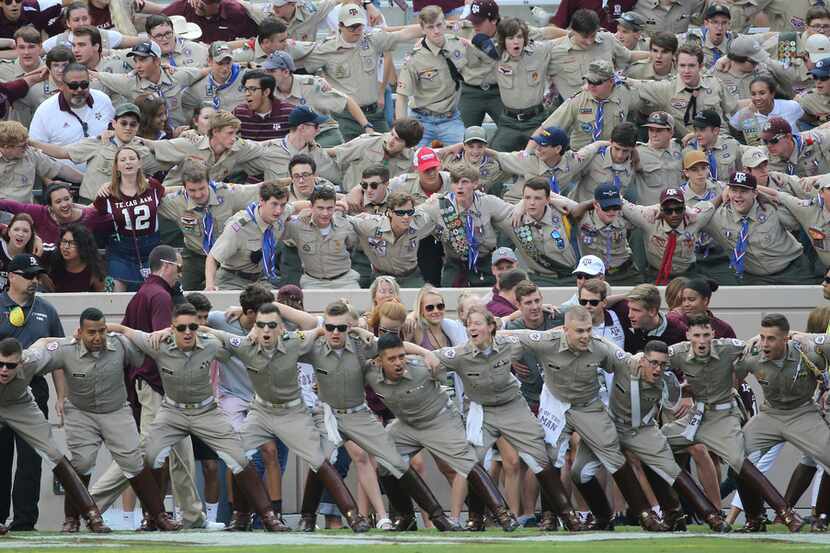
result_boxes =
[387,407,478,477]
[181,249,206,292]
[0,399,63,464]
[333,407,409,478]
[90,380,204,528]
[300,269,360,290]
[144,401,248,475]
[215,267,270,291]
[64,401,144,478]
[548,399,626,473]
[744,402,830,472]
[571,422,682,485]
[474,395,549,473]
[241,399,335,471]
[662,404,745,471]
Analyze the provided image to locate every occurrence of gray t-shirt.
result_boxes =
[208,310,253,401]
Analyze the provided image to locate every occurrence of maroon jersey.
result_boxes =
[87,3,115,30]
[94,178,165,238]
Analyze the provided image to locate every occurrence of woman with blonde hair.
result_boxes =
[94,145,165,291]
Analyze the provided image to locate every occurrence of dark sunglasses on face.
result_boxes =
[764,135,785,145]
[360,180,383,190]
[12,271,37,280]
[585,78,606,86]
[117,120,139,128]
[378,326,400,335]
[174,323,199,332]
[815,76,830,82]
[578,298,601,306]
[574,273,591,280]
[392,209,415,217]
[824,276,830,284]
[424,302,445,312]
[0,361,18,369]
[66,80,90,90]
[602,205,622,212]
[662,206,685,215]
[324,323,348,332]
[256,321,279,329]
[3,0,22,5]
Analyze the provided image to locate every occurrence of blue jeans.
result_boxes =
[413,110,465,148]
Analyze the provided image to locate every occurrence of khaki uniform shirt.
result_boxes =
[350,209,437,275]
[0,349,55,406]
[543,82,642,151]
[495,150,589,204]
[634,75,736,137]
[388,171,452,206]
[95,67,204,127]
[209,203,293,274]
[548,32,633,100]
[766,171,816,198]
[329,133,413,192]
[668,339,746,405]
[681,179,723,207]
[435,336,524,406]
[397,36,466,113]
[440,151,504,193]
[265,136,338,183]
[569,142,636,203]
[153,135,281,186]
[283,212,358,279]
[232,37,314,66]
[714,64,790,101]
[65,137,161,201]
[158,182,261,256]
[633,140,684,205]
[703,198,802,275]
[775,191,830,265]
[130,330,225,404]
[302,31,399,106]
[299,334,378,410]
[162,38,209,69]
[634,0,705,35]
[495,40,557,110]
[623,198,717,271]
[765,0,824,33]
[736,338,828,410]
[421,191,514,262]
[682,135,741,183]
[276,74,348,136]
[678,29,734,70]
[215,329,316,404]
[497,205,579,276]
[182,68,248,114]
[608,356,665,427]
[0,148,63,203]
[765,129,830,177]
[624,60,676,81]
[516,331,635,405]
[249,0,339,41]
[719,0,772,33]
[366,355,451,427]
[796,88,830,127]
[36,335,143,414]
[574,208,633,270]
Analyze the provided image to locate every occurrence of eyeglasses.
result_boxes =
[392,209,415,217]
[647,359,668,368]
[360,180,383,190]
[60,239,77,247]
[255,321,279,329]
[345,23,363,31]
[578,298,601,306]
[0,361,18,369]
[150,30,174,41]
[174,323,200,332]
[291,172,313,180]
[661,206,685,215]
[243,86,262,94]
[324,323,348,332]
[117,120,139,128]
[810,23,830,30]
[66,80,90,90]
[424,303,445,312]
[378,326,400,336]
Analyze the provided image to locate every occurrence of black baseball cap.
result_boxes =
[692,109,721,129]
[8,254,45,276]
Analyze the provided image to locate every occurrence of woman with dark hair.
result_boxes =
[190,102,216,136]
[0,213,38,291]
[134,94,173,140]
[44,224,107,292]
[667,277,735,338]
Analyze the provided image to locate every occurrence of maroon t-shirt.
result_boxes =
[94,178,164,238]
[412,0,462,13]
[88,2,114,29]
[123,274,174,394]
[550,0,637,32]
[162,0,257,43]
[0,0,63,38]
[667,310,736,339]
[233,98,292,141]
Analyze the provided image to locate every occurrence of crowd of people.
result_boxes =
[0,0,828,538]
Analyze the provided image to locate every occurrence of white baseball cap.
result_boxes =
[572,255,606,276]
[806,33,830,63]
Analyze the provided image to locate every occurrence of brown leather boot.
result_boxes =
[467,464,519,532]
[672,471,730,533]
[536,465,586,531]
[236,464,289,532]
[224,475,252,531]
[641,466,685,532]
[129,467,181,531]
[0,524,6,535]
[812,472,830,533]
[61,486,81,533]
[54,458,111,534]
[612,463,668,532]
[575,478,614,531]
[316,461,370,533]
[398,469,461,531]
[380,473,417,531]
[735,466,767,533]
[465,490,486,531]
[538,511,559,531]
[298,467,326,532]
[785,463,817,508]
[740,460,803,533]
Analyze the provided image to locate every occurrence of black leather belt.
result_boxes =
[304,270,349,281]
[412,107,455,119]
[227,268,261,280]
[373,265,418,279]
[360,103,379,114]
[462,82,498,92]
[503,104,544,121]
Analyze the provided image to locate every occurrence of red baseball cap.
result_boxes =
[416,148,441,172]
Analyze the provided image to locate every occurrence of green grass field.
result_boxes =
[5,526,830,553]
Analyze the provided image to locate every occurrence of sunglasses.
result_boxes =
[661,206,685,215]
[824,276,830,284]
[815,75,830,82]
[66,80,90,90]
[392,209,415,217]
[12,271,38,280]
[3,0,22,5]
[578,298,601,306]
[0,361,18,369]
[424,303,445,312]
[574,273,591,280]
[117,120,139,128]
[585,78,606,86]
[324,323,348,332]
[360,181,383,190]
[378,326,400,335]
[764,135,786,145]
[174,323,199,332]
[601,205,622,212]
[255,321,279,329]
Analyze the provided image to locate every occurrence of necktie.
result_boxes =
[594,99,609,142]
[549,174,560,194]
[683,87,700,126]
[605,228,613,268]
[612,173,622,191]
[465,210,479,272]
[707,149,718,180]
[711,48,721,67]
[440,48,463,90]
[655,230,677,285]
[201,206,214,255]
[246,202,278,280]
[730,216,750,278]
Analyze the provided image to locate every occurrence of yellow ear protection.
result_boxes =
[8,306,25,327]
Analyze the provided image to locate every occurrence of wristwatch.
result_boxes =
[363,122,374,130]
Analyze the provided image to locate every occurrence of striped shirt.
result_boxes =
[232,98,293,142]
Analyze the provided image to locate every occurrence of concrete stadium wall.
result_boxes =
[20,285,828,528]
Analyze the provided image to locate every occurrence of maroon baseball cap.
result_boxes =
[728,171,757,190]
[466,0,499,24]
[659,187,685,205]
[761,117,792,141]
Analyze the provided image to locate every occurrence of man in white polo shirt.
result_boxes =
[29,62,114,171]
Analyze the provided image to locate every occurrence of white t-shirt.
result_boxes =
[729,99,805,136]
[43,29,124,52]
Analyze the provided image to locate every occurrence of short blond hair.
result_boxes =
[450,165,480,184]
[418,5,444,25]
[627,284,661,313]
[208,110,241,135]
[0,121,28,147]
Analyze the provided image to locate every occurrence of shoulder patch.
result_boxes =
[530,331,542,342]
[441,347,456,359]
[46,341,59,352]
[229,336,242,348]
[732,339,744,347]
[615,349,625,360]
[816,335,826,345]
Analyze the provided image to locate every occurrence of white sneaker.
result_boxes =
[376,517,394,531]
[201,520,226,532]
[205,503,219,523]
